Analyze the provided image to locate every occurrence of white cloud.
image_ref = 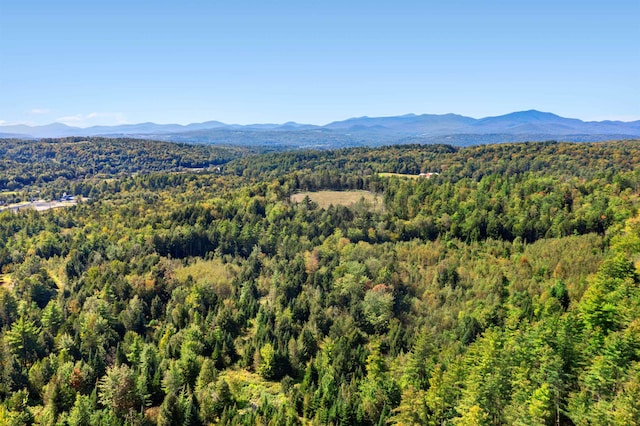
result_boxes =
[0,119,35,126]
[56,112,128,127]
[28,108,52,115]
[56,114,83,124]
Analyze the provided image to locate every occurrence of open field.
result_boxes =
[291,190,383,210]
[379,172,438,179]
[378,172,422,179]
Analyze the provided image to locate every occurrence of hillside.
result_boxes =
[0,139,639,425]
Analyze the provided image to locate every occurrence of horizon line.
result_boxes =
[2,109,640,129]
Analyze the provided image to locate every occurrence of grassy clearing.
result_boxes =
[378,172,422,179]
[220,369,287,411]
[43,257,67,289]
[291,190,383,210]
[46,267,66,290]
[174,258,239,298]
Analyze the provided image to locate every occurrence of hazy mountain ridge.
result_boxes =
[2,110,639,146]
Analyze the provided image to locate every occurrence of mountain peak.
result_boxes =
[487,110,562,120]
[1,111,639,142]
[517,109,561,118]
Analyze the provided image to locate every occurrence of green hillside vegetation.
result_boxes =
[0,137,254,202]
[0,139,639,425]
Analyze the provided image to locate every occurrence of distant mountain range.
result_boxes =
[2,110,639,148]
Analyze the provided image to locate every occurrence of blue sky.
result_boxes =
[1,0,638,126]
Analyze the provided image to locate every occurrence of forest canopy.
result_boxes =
[0,138,639,425]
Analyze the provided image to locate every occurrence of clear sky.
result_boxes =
[1,0,638,127]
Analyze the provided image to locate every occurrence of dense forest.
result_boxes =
[0,139,639,425]
[0,138,256,202]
